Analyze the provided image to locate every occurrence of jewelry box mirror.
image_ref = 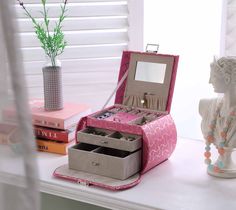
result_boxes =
[123,52,174,112]
[91,51,177,126]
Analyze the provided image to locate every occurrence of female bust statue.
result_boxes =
[199,56,236,178]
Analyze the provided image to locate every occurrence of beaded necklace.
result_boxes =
[204,101,236,173]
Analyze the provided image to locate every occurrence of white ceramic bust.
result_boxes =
[199,56,236,178]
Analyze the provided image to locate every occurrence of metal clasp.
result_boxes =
[146,44,159,53]
[77,181,90,186]
[92,161,100,166]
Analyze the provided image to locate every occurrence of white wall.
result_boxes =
[144,0,223,140]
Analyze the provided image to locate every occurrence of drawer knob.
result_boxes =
[92,161,100,166]
[101,140,108,144]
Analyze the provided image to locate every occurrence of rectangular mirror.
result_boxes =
[134,61,166,84]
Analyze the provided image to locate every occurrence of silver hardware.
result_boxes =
[146,44,159,53]
[92,161,100,166]
[77,181,89,186]
[101,140,108,144]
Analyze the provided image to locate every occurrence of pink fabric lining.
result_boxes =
[141,114,177,173]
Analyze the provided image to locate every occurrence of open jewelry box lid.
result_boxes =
[114,51,179,113]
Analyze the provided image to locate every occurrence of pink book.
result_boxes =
[3,99,91,130]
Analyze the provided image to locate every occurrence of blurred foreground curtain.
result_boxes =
[0,1,40,210]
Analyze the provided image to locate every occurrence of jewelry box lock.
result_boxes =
[77,180,90,186]
[141,92,154,109]
[91,161,100,166]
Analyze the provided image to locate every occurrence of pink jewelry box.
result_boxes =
[54,51,179,190]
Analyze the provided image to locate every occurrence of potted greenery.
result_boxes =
[17,0,67,110]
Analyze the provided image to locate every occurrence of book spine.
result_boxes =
[32,116,65,129]
[36,139,73,155]
[3,110,66,129]
[34,127,70,143]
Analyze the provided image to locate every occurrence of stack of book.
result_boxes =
[2,99,91,155]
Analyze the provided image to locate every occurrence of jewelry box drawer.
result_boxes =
[77,127,142,152]
[68,143,141,180]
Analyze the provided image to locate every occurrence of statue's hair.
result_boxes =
[211,56,236,83]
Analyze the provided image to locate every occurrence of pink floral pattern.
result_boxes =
[75,113,177,176]
[141,114,177,173]
[54,51,178,191]
[55,113,176,191]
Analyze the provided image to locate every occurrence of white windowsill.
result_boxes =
[38,137,236,210]
[1,138,236,210]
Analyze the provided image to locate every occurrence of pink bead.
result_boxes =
[218,148,225,155]
[213,166,220,173]
[204,151,211,158]
[207,135,214,143]
[220,131,226,139]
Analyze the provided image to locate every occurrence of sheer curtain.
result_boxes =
[0,1,40,210]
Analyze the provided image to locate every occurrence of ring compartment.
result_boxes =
[77,127,141,152]
[129,116,156,126]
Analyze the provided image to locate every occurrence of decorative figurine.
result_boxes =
[199,56,236,178]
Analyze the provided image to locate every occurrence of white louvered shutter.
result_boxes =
[15,0,143,111]
[222,0,236,56]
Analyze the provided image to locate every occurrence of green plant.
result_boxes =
[17,0,67,67]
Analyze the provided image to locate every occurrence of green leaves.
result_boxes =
[18,0,67,67]
[41,0,46,6]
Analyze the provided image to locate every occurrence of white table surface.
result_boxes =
[1,138,236,210]
[38,138,236,210]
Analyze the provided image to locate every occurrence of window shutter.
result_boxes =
[222,0,236,56]
[15,0,143,110]
[0,21,8,107]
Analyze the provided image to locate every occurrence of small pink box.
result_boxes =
[54,51,179,190]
